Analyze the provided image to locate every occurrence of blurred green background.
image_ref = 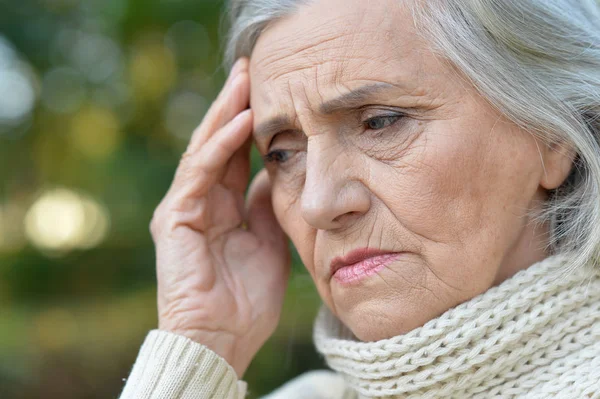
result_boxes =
[0,0,324,397]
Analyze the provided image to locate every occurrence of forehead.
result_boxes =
[249,0,432,114]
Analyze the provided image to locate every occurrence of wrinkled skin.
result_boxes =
[152,59,290,378]
[152,0,573,378]
[250,0,572,341]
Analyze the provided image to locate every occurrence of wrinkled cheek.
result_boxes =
[271,185,320,279]
[271,187,293,238]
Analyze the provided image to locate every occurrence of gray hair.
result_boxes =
[225,0,600,272]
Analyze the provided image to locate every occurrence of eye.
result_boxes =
[263,149,292,164]
[363,115,403,131]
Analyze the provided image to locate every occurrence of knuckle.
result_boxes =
[214,137,230,154]
[181,166,202,188]
[150,206,166,237]
[210,136,234,161]
[178,152,194,174]
[149,217,159,238]
[180,149,192,162]
[175,159,197,185]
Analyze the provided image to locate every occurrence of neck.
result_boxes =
[494,217,551,286]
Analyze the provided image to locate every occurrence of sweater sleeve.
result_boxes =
[120,330,247,399]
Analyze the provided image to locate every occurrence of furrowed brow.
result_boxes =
[319,82,396,114]
[253,115,295,141]
[253,83,397,142]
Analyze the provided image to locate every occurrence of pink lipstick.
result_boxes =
[330,248,402,285]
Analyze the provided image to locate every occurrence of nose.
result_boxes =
[300,142,371,230]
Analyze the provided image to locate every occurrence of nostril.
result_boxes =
[332,211,360,224]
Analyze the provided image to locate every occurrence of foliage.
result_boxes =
[0,1,323,397]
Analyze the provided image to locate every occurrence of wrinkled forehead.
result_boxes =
[248,0,425,115]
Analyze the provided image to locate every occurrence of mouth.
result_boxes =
[329,248,404,285]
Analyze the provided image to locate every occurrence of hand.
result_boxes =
[150,58,290,378]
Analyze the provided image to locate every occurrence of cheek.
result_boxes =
[271,184,294,238]
[370,130,472,244]
[272,182,318,275]
[373,119,540,258]
[425,124,541,228]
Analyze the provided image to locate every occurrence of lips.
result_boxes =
[330,248,403,284]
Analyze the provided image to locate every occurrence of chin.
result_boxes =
[335,298,425,342]
[329,262,442,341]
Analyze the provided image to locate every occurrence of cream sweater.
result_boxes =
[120,256,600,398]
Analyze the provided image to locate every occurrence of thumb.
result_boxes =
[246,169,289,258]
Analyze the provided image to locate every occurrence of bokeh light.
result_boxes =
[69,32,122,83]
[92,80,131,109]
[69,105,122,160]
[24,189,110,253]
[0,1,320,397]
[130,34,177,102]
[0,204,27,253]
[41,67,86,114]
[0,36,37,133]
[165,20,211,68]
[0,35,17,69]
[34,308,79,351]
[0,70,36,121]
[163,90,207,140]
[41,0,80,12]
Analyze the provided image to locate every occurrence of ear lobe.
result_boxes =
[540,141,576,190]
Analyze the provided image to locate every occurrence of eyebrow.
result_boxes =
[254,115,295,142]
[319,82,395,114]
[253,82,397,141]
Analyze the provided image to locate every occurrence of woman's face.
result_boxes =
[249,0,568,340]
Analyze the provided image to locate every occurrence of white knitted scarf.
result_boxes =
[313,256,600,398]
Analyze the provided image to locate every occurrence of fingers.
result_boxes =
[187,58,250,153]
[170,56,253,197]
[174,108,254,198]
[222,134,253,197]
[219,58,246,101]
[246,169,288,253]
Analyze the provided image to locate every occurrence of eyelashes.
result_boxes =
[263,150,290,164]
[263,113,406,165]
[363,114,404,131]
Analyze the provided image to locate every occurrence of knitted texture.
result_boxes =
[313,255,600,398]
[120,330,247,399]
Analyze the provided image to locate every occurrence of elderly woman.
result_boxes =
[120,0,600,397]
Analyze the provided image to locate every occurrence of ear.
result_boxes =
[540,141,576,190]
